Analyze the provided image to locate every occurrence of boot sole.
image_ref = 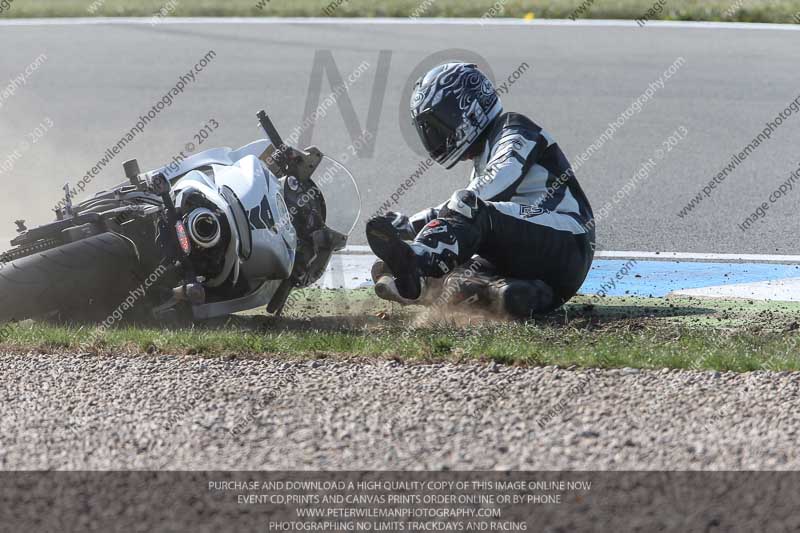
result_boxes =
[366,217,420,300]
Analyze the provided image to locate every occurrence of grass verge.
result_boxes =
[2,289,800,372]
[2,0,799,24]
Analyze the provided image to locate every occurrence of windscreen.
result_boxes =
[311,156,361,237]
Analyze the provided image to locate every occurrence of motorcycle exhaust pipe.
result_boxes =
[186,208,221,249]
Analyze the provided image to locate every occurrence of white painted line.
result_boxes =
[592,250,800,264]
[671,278,800,302]
[340,245,377,255]
[314,253,374,290]
[338,246,800,264]
[0,17,798,31]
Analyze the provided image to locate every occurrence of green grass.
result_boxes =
[3,0,799,24]
[3,289,800,372]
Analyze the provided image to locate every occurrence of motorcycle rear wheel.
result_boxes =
[0,232,143,324]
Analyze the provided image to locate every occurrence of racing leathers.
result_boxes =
[368,112,595,317]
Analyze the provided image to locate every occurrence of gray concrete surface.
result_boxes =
[2,352,798,470]
[0,21,799,252]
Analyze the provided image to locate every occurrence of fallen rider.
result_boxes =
[367,62,595,319]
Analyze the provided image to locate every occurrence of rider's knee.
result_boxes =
[503,279,558,318]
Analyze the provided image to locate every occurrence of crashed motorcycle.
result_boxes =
[0,111,359,323]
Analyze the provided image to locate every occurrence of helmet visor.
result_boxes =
[413,111,456,163]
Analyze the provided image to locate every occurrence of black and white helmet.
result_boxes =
[410,63,503,169]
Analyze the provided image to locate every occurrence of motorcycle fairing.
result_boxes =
[160,140,270,182]
[171,154,296,288]
[212,155,296,284]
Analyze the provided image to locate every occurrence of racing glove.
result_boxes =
[409,207,440,234]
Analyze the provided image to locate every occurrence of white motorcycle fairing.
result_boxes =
[162,141,298,319]
[213,155,297,283]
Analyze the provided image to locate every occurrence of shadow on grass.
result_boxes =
[186,299,719,335]
[34,288,719,337]
[556,301,717,329]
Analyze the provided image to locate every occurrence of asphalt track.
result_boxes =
[1,18,800,254]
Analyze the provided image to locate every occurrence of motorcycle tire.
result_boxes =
[0,232,143,324]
